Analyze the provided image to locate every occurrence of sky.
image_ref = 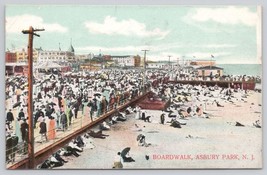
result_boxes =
[5,5,262,64]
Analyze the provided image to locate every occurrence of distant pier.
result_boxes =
[168,80,256,90]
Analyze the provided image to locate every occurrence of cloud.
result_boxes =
[77,45,144,53]
[84,16,169,39]
[190,6,257,26]
[199,44,236,48]
[6,14,68,33]
[76,43,181,54]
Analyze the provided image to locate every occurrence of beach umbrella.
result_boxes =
[48,102,56,106]
[13,102,21,108]
[94,92,102,96]
[136,134,145,141]
[121,147,131,157]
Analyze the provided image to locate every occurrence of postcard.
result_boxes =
[5,5,262,169]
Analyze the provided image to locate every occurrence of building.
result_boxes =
[190,60,216,66]
[67,41,75,61]
[111,55,140,67]
[16,48,27,62]
[146,61,163,69]
[75,54,91,62]
[38,50,69,62]
[38,42,75,63]
[146,61,176,69]
[134,55,141,67]
[11,47,44,63]
[196,66,223,77]
[33,47,42,62]
[103,55,112,61]
[5,62,28,76]
[80,62,102,71]
[5,51,16,63]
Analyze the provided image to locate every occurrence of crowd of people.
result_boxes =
[173,67,261,83]
[5,68,152,164]
[5,67,262,166]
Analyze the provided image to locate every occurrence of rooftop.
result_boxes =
[196,66,223,70]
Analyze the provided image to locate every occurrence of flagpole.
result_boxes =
[210,55,214,69]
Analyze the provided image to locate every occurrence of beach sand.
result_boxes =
[55,90,262,169]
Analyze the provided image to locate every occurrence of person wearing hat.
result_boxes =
[160,111,165,124]
[18,109,25,121]
[6,109,14,130]
[20,119,28,142]
[60,110,68,132]
[6,109,14,128]
[20,119,29,154]
[39,118,48,143]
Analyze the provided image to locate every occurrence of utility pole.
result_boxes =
[141,49,149,88]
[22,26,44,169]
[210,54,214,69]
[177,57,179,70]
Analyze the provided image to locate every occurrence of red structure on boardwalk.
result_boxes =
[137,92,169,110]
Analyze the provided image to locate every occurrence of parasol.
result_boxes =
[121,147,131,157]
[13,102,22,108]
[136,134,145,141]
[48,102,56,106]
[94,92,102,96]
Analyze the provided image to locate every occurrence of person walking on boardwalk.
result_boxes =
[39,118,48,143]
[18,109,25,121]
[160,112,165,124]
[60,111,68,132]
[66,105,73,126]
[6,109,14,130]
[87,100,94,122]
[6,109,14,123]
[20,119,28,154]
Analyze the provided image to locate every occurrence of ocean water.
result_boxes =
[217,64,262,76]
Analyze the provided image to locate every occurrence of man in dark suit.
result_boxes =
[18,109,25,121]
[6,109,14,129]
[20,119,29,154]
[60,111,68,132]
[6,109,14,123]
[39,118,48,143]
